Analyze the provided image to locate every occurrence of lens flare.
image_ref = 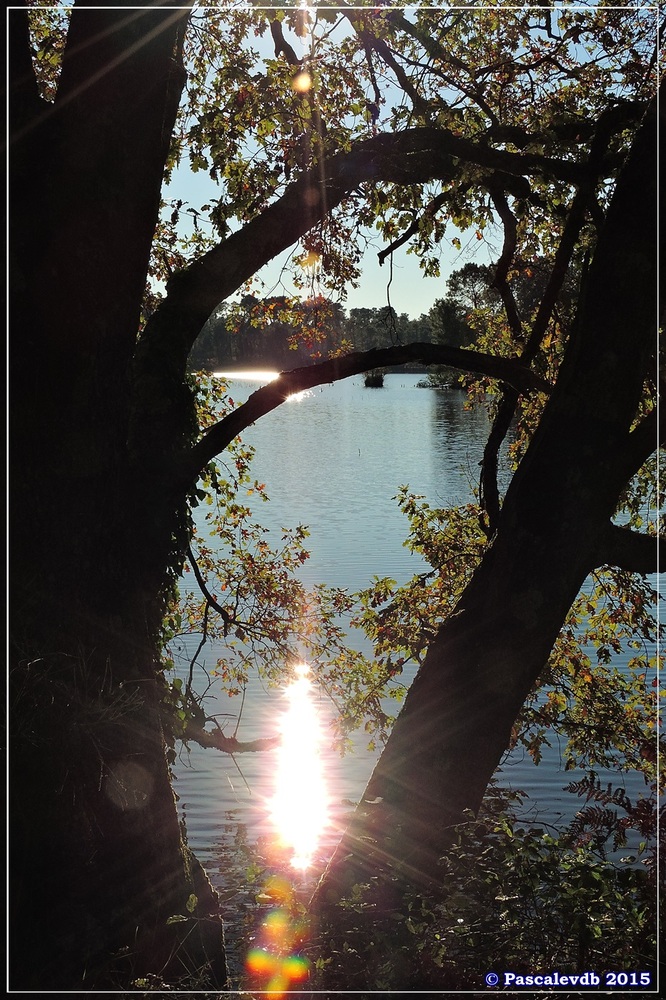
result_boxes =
[292,70,312,93]
[246,665,325,992]
[245,893,311,995]
[270,661,329,869]
[281,954,309,981]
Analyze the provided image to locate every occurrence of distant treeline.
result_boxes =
[187,295,435,371]
[187,269,481,373]
[187,261,565,379]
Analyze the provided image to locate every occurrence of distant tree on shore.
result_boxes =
[189,298,434,370]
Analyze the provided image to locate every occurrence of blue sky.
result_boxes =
[161,4,497,319]
[165,155,495,318]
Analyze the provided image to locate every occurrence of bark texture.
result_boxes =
[10,4,226,987]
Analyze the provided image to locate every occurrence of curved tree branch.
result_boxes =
[137,124,602,381]
[132,104,639,482]
[490,189,523,336]
[180,343,549,484]
[377,191,449,265]
[342,5,432,122]
[131,119,594,465]
[270,18,301,66]
[478,184,525,532]
[187,545,233,635]
[377,170,535,268]
[477,95,638,533]
[479,393,518,535]
[480,178,590,532]
[184,723,280,754]
[382,8,500,124]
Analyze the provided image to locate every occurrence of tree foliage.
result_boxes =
[311,785,658,990]
[21,0,660,835]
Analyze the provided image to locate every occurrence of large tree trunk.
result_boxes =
[9,3,226,987]
[314,91,658,906]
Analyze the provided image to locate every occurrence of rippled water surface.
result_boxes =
[172,372,650,881]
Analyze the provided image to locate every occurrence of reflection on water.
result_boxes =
[213,369,313,402]
[270,662,329,869]
[213,369,279,382]
[285,388,314,403]
[174,373,648,881]
[175,375,479,876]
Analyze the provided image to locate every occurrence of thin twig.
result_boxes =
[187,544,233,634]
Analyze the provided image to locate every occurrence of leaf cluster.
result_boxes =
[345,475,660,782]
[517,565,662,779]
[24,1,71,102]
[312,785,658,990]
[129,4,656,304]
[564,774,663,858]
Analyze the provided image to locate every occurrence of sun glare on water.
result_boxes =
[213,369,279,382]
[270,662,329,869]
[213,369,312,402]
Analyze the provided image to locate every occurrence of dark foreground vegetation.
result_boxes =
[311,791,657,991]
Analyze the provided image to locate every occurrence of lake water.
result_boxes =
[171,372,653,885]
